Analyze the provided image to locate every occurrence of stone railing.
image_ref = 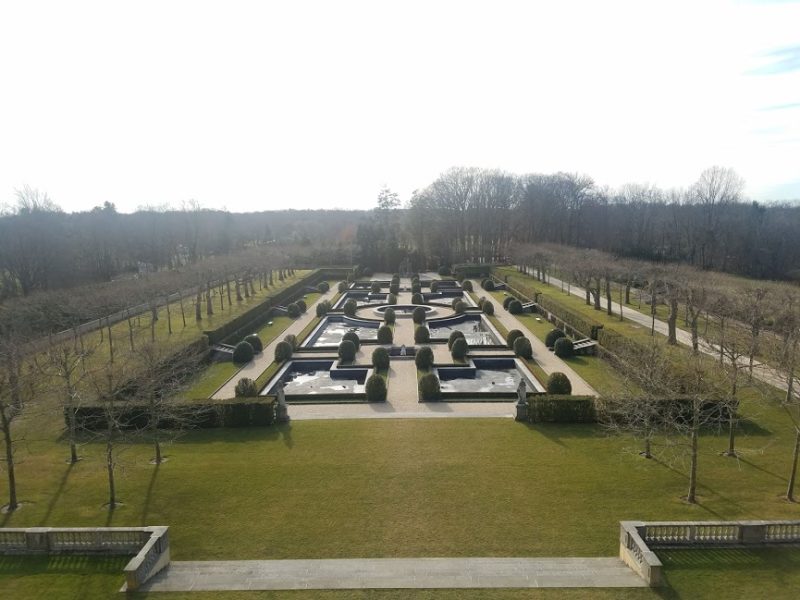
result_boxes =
[620,520,800,586]
[0,526,170,591]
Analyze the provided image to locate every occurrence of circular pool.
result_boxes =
[372,304,437,318]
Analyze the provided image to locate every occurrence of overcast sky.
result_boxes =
[1,0,798,213]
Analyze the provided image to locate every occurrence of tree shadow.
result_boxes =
[277,423,293,449]
[38,462,76,525]
[735,456,787,482]
[140,463,160,525]
[519,421,604,447]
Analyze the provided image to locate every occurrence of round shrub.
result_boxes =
[482,301,494,316]
[365,374,387,402]
[414,325,430,344]
[244,334,263,353]
[338,339,356,362]
[372,346,390,370]
[391,274,400,284]
[383,307,396,324]
[389,283,400,295]
[483,279,495,291]
[386,293,398,305]
[371,281,381,294]
[554,337,574,358]
[438,265,451,276]
[377,325,393,345]
[316,300,330,317]
[450,337,468,360]
[454,300,466,314]
[415,345,434,370]
[342,331,360,351]
[338,281,348,293]
[513,336,533,359]
[418,373,441,401]
[502,296,515,310]
[317,281,330,293]
[343,298,358,317]
[284,334,298,350]
[411,282,421,295]
[430,280,440,293]
[447,330,465,350]
[461,280,473,292]
[476,296,487,310]
[412,306,427,324]
[506,329,525,349]
[451,297,461,310]
[411,292,425,305]
[545,329,566,348]
[287,302,301,318]
[546,372,572,395]
[235,377,258,397]
[274,340,293,362]
[296,299,307,313]
[233,341,254,364]
[508,299,523,314]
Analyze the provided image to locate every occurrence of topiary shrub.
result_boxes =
[481,278,495,291]
[447,330,465,350]
[338,339,356,362]
[391,274,400,284]
[233,341,255,364]
[287,302,301,318]
[503,296,515,310]
[284,334,298,350]
[513,336,533,359]
[244,334,263,353]
[372,346,390,371]
[383,307,396,324]
[365,374,387,402]
[508,299,523,314]
[418,373,441,401]
[338,281,348,293]
[316,300,330,317]
[546,372,572,395]
[451,297,461,310]
[371,281,381,294]
[318,281,330,293]
[415,345,434,370]
[411,292,425,305]
[389,283,400,295]
[506,329,524,349]
[411,282,421,294]
[343,298,358,317]
[554,337,574,358]
[438,265,451,276]
[482,301,494,316]
[430,280,440,293]
[342,331,360,351]
[377,325,393,345]
[545,329,566,348]
[476,296,487,310]
[414,325,430,343]
[274,340,293,362]
[461,280,473,292]
[296,299,307,313]
[386,293,398,305]
[412,306,427,324]
[454,300,466,314]
[450,337,468,360]
[235,377,258,397]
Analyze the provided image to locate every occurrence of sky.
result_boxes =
[0,0,798,213]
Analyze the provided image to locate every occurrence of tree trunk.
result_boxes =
[687,407,699,503]
[195,289,202,321]
[218,284,224,311]
[605,278,612,316]
[166,297,172,334]
[235,279,243,301]
[127,313,135,351]
[178,290,186,327]
[585,288,590,305]
[106,431,116,508]
[107,319,114,363]
[788,428,800,502]
[154,439,162,465]
[206,282,213,315]
[625,283,631,305]
[690,314,700,353]
[667,297,678,345]
[226,280,232,305]
[1,403,18,511]
[593,281,601,310]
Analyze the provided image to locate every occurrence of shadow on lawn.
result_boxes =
[0,554,129,575]
[520,421,603,447]
[139,463,161,525]
[38,462,76,526]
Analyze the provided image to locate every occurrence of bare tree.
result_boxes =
[0,331,27,512]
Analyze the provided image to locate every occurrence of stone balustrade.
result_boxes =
[0,526,170,591]
[620,520,800,586]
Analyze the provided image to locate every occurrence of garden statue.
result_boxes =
[275,381,290,423]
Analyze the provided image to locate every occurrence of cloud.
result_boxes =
[760,102,800,111]
[749,45,800,75]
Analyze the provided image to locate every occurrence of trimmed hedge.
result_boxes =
[448,330,465,350]
[513,336,533,359]
[411,292,425,305]
[450,337,468,360]
[377,325,393,344]
[343,298,358,317]
[508,300,523,314]
[545,329,566,348]
[418,373,441,401]
[527,396,595,423]
[338,339,357,362]
[412,306,427,324]
[244,334,263,353]
[235,377,258,397]
[461,280,473,292]
[415,346,434,370]
[546,372,572,394]
[317,281,330,293]
[482,301,495,316]
[553,337,574,358]
[414,325,430,343]
[383,307,396,324]
[274,340,293,362]
[233,341,255,364]
[287,302,301,318]
[506,329,524,349]
[342,331,360,351]
[365,374,387,402]
[536,293,604,340]
[372,346,390,370]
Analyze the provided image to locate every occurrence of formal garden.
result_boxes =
[1,264,799,598]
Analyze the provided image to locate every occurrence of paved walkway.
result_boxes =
[138,557,646,591]
[212,284,339,399]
